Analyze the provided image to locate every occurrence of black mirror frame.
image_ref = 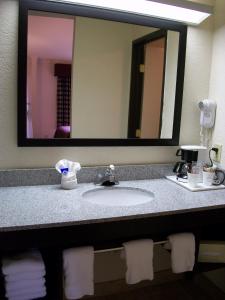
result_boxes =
[18,0,187,147]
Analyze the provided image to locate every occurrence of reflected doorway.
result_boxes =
[128,30,167,139]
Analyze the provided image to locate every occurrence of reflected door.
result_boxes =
[141,37,165,138]
[128,30,166,139]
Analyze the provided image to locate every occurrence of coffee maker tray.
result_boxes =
[166,176,225,192]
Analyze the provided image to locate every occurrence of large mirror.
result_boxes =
[18,0,187,146]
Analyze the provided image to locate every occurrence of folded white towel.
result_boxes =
[6,285,46,299]
[2,251,45,275]
[8,288,46,300]
[5,269,46,283]
[123,239,154,284]
[63,246,94,300]
[168,233,195,273]
[6,277,45,294]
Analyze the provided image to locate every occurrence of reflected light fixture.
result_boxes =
[50,0,213,25]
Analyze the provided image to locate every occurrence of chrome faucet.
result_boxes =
[94,164,119,186]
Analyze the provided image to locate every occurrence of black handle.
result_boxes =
[213,170,225,186]
[176,149,182,157]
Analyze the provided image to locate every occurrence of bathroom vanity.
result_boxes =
[4,0,222,298]
[0,166,225,300]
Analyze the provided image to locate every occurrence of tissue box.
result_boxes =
[198,241,225,263]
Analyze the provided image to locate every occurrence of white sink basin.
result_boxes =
[82,187,154,207]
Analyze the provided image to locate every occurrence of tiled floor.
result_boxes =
[92,276,225,300]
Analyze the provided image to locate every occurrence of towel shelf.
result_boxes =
[94,240,167,253]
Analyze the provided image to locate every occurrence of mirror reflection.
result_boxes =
[27,11,179,140]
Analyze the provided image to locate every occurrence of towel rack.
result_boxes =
[94,240,167,254]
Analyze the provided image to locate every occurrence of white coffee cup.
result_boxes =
[203,171,215,186]
[188,172,199,187]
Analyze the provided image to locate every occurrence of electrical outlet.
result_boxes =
[213,144,223,162]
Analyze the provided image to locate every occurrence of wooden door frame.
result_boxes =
[127,29,167,138]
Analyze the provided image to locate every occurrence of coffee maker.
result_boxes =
[173,145,206,179]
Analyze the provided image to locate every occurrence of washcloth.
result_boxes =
[167,233,195,273]
[5,277,45,294]
[63,246,94,299]
[2,251,45,275]
[5,269,46,283]
[123,239,154,284]
[6,285,46,299]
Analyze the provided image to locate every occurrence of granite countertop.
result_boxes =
[0,178,225,232]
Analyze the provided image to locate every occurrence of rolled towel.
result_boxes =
[6,285,46,299]
[167,233,195,273]
[5,269,46,283]
[123,239,154,284]
[2,251,45,276]
[7,288,46,300]
[63,246,94,300]
[5,277,45,294]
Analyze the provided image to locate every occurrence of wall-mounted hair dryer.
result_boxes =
[199,99,216,129]
[198,99,216,147]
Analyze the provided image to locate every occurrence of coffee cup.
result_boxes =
[188,172,199,187]
[203,171,215,186]
[203,169,225,186]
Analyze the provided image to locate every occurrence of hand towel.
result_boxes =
[7,288,46,300]
[168,233,195,273]
[2,251,45,275]
[5,277,45,294]
[6,285,46,299]
[5,269,46,283]
[123,239,154,284]
[63,246,94,300]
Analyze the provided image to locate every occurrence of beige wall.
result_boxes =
[180,18,213,145]
[0,0,213,169]
[209,0,225,167]
[71,17,133,138]
[160,31,180,139]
